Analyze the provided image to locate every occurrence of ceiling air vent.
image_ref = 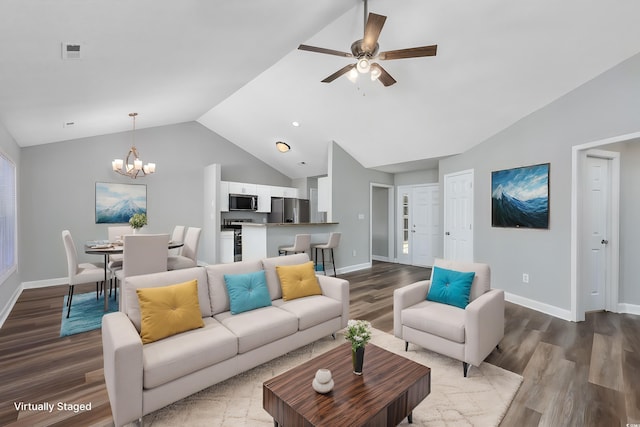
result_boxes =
[61,42,82,60]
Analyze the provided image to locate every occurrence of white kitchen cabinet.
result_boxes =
[219,181,230,212]
[271,186,299,198]
[220,231,234,264]
[256,185,272,212]
[228,182,257,195]
[317,176,330,212]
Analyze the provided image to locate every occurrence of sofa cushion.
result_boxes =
[261,253,310,300]
[125,267,211,332]
[276,261,322,301]
[224,270,272,314]
[272,295,343,331]
[402,300,466,343]
[206,260,263,315]
[427,266,475,309]
[142,317,238,389]
[136,280,205,344]
[214,306,298,353]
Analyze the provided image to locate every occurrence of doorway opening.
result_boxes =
[370,183,394,263]
[571,133,635,321]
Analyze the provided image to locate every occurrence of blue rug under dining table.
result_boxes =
[60,291,119,337]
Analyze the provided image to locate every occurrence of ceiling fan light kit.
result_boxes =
[298,0,437,87]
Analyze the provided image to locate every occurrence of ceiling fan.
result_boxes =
[298,0,437,87]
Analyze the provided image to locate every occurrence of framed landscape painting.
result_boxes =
[491,163,549,229]
[95,182,147,224]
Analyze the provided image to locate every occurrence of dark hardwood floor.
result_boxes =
[1,261,639,426]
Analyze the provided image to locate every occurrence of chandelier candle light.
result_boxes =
[112,113,156,179]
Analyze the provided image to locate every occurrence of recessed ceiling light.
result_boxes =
[292,121,300,127]
[276,141,290,153]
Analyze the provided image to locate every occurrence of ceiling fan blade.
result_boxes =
[298,44,352,58]
[379,45,438,60]
[371,63,396,87]
[362,13,386,52]
[321,64,356,83]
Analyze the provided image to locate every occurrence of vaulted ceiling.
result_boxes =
[2,1,640,178]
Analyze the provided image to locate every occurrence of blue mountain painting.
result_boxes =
[95,182,147,224]
[491,164,549,229]
[96,199,145,224]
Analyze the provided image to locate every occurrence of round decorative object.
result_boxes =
[312,368,334,394]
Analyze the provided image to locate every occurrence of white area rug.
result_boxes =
[143,329,522,426]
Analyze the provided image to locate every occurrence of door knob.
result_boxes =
[445,232,450,236]
[601,239,609,245]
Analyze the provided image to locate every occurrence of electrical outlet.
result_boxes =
[522,273,529,284]
[352,250,357,257]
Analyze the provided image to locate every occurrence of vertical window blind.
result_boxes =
[0,152,16,284]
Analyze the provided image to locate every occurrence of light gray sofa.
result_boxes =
[102,253,349,426]
[393,258,504,377]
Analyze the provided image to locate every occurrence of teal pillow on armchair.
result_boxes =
[426,266,475,309]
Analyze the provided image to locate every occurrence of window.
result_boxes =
[0,152,16,284]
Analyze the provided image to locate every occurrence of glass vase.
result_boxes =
[352,346,365,375]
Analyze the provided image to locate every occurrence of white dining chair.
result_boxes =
[116,233,169,313]
[62,230,108,318]
[106,225,133,297]
[169,225,186,256]
[167,227,201,270]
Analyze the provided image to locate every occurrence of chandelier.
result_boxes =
[112,113,156,179]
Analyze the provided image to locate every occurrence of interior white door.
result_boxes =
[444,170,474,262]
[397,184,439,266]
[583,156,609,312]
[412,185,439,267]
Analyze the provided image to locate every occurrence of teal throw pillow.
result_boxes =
[224,271,272,315]
[426,266,475,309]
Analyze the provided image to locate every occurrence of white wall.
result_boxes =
[439,51,640,311]
[20,121,291,282]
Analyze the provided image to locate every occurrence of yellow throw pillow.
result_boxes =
[136,279,205,344]
[276,262,322,301]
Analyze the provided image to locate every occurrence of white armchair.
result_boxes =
[393,258,504,376]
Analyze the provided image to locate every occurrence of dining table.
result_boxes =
[85,240,184,311]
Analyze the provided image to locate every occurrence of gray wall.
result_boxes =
[395,168,439,186]
[329,142,394,269]
[618,140,640,304]
[439,51,640,310]
[371,186,389,258]
[20,121,290,282]
[0,122,21,307]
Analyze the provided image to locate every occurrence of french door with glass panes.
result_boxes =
[397,184,440,267]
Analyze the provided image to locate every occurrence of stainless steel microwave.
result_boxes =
[229,194,257,211]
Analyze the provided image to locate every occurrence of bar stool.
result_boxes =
[312,232,341,276]
[278,234,311,256]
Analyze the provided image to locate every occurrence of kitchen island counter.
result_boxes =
[241,222,339,260]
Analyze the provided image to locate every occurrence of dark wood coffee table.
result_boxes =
[263,342,431,426]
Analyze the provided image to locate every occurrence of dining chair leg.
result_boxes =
[67,286,73,306]
[67,285,75,318]
[321,249,326,276]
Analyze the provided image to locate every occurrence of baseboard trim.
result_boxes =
[371,255,390,262]
[23,277,67,289]
[505,292,573,322]
[336,262,371,275]
[0,284,23,329]
[617,302,640,316]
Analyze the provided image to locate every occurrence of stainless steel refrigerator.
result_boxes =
[268,198,310,223]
